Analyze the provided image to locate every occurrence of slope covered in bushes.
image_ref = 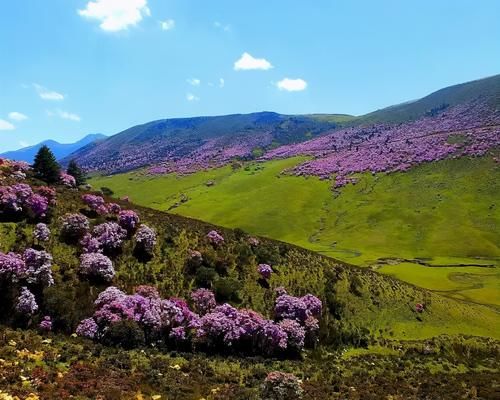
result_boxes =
[1,156,500,398]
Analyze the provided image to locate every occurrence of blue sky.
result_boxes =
[0,0,499,152]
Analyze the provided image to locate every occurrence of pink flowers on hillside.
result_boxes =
[0,183,56,218]
[76,286,322,357]
[79,253,115,282]
[263,99,500,188]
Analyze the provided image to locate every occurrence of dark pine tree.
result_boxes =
[66,159,87,186]
[32,145,61,184]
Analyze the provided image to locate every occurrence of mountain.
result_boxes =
[0,133,106,163]
[62,112,338,173]
[357,74,500,124]
[67,75,500,175]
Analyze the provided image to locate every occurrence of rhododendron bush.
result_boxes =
[77,286,322,357]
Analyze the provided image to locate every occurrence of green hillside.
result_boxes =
[90,154,500,308]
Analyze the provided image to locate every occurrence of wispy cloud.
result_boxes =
[214,21,231,32]
[19,141,30,148]
[34,84,65,101]
[8,112,28,121]
[0,119,15,131]
[234,52,273,71]
[186,93,200,102]
[47,109,81,122]
[187,78,201,86]
[160,19,175,31]
[276,78,308,92]
[78,0,151,32]
[219,78,225,88]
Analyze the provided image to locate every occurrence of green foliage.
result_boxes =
[32,144,61,184]
[66,159,87,186]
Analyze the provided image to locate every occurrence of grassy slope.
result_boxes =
[89,155,500,308]
[1,189,499,341]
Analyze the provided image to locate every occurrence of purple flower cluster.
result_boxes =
[39,316,52,331]
[33,223,50,242]
[134,224,157,254]
[263,99,500,188]
[191,288,216,315]
[88,222,127,253]
[16,287,38,315]
[0,252,26,282]
[77,287,323,356]
[0,183,51,217]
[79,253,115,282]
[0,249,54,287]
[118,209,140,231]
[60,213,90,240]
[60,172,76,187]
[258,264,273,279]
[82,194,108,215]
[247,237,260,246]
[207,230,224,246]
[23,248,54,286]
[274,293,322,323]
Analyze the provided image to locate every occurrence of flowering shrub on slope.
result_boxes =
[77,286,322,357]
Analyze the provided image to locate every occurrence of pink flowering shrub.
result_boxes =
[262,371,303,400]
[134,224,157,255]
[90,222,127,253]
[0,183,53,218]
[33,223,50,242]
[76,286,322,357]
[79,253,115,282]
[0,252,26,281]
[207,230,224,246]
[258,264,273,279]
[118,210,140,231]
[60,172,76,187]
[274,293,322,323]
[16,287,38,315]
[23,248,54,287]
[60,213,90,240]
[81,194,108,215]
[39,316,52,331]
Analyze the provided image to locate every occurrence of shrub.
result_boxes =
[16,287,38,315]
[79,253,115,282]
[33,223,50,242]
[23,248,54,287]
[102,319,145,349]
[0,252,26,281]
[60,213,90,240]
[134,224,157,255]
[91,222,127,253]
[60,172,76,187]
[258,263,273,279]
[76,317,99,339]
[67,159,87,186]
[207,230,224,246]
[39,315,52,331]
[118,210,140,231]
[214,277,242,302]
[191,288,216,315]
[262,371,303,400]
[195,267,219,288]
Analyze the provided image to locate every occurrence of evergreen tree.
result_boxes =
[67,159,87,186]
[32,145,61,184]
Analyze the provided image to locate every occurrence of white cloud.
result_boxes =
[19,141,30,148]
[0,119,15,131]
[276,78,308,92]
[160,19,175,30]
[234,52,273,71]
[8,112,28,121]
[219,78,225,88]
[34,84,65,101]
[187,78,201,86]
[78,0,151,32]
[214,21,230,32]
[47,109,81,122]
[186,93,200,102]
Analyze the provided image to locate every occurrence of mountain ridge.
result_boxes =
[0,133,106,163]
